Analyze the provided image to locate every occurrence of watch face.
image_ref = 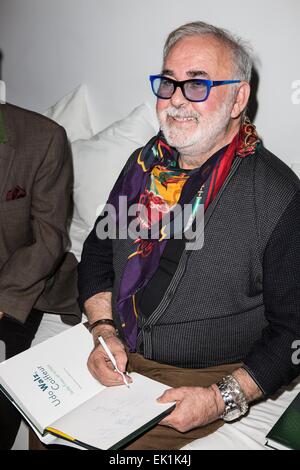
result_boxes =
[223,408,242,422]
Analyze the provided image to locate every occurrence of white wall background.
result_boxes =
[0,0,299,166]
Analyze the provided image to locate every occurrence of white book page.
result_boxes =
[266,439,290,451]
[51,372,174,450]
[0,323,103,431]
[40,433,87,450]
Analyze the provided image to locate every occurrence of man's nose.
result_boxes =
[170,85,189,107]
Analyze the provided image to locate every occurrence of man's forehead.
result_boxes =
[163,35,232,77]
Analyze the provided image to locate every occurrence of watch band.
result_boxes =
[217,375,249,422]
[87,319,116,333]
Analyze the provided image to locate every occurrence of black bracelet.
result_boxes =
[88,319,116,333]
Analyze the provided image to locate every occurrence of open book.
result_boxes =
[0,323,174,450]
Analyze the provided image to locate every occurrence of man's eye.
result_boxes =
[189,81,205,89]
[161,79,173,87]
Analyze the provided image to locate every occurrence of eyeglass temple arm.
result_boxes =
[212,80,241,87]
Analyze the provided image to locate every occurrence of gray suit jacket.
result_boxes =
[0,103,81,325]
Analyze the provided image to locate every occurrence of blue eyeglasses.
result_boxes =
[149,75,241,103]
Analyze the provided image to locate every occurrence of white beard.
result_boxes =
[157,98,234,157]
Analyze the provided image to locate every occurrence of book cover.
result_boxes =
[266,392,300,450]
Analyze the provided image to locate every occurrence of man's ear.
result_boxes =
[231,82,251,119]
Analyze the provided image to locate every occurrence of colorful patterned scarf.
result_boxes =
[105,118,260,351]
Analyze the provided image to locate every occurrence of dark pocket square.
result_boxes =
[6,185,26,201]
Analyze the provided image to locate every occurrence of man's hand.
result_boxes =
[0,312,4,320]
[157,385,224,433]
[84,292,132,386]
[157,368,263,433]
[87,326,132,387]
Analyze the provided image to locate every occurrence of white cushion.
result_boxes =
[291,163,300,178]
[68,208,90,261]
[0,80,6,103]
[44,84,95,142]
[71,102,158,231]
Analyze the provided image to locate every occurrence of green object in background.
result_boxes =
[0,107,7,144]
[266,392,300,450]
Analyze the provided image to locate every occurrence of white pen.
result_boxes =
[98,336,130,388]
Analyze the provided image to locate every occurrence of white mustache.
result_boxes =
[164,108,200,121]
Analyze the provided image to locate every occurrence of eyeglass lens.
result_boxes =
[154,77,208,101]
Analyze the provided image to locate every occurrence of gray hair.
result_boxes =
[163,21,253,82]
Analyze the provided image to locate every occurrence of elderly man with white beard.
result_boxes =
[78,22,300,450]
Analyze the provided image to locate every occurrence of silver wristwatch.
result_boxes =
[216,375,249,422]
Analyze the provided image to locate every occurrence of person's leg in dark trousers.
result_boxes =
[0,310,44,449]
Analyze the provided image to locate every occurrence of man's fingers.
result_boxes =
[158,417,175,428]
[113,350,128,374]
[156,387,185,428]
[87,350,112,383]
[87,343,129,386]
[157,387,185,403]
[159,406,182,429]
[88,357,124,385]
